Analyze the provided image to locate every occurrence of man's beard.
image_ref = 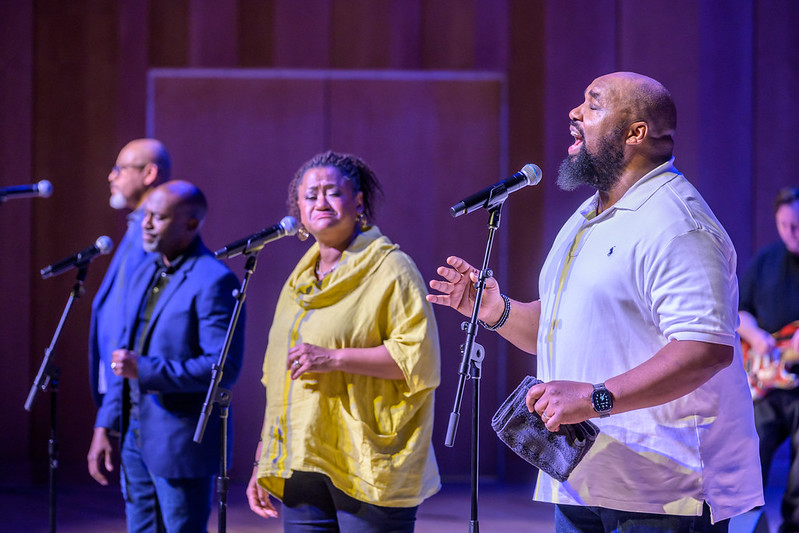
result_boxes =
[109,192,127,209]
[557,130,625,193]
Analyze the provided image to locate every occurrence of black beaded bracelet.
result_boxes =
[478,294,511,331]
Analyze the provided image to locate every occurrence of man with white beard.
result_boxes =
[88,138,171,407]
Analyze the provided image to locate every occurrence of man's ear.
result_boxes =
[142,163,160,187]
[626,121,648,145]
[624,120,649,144]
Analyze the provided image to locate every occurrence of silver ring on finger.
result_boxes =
[292,360,300,369]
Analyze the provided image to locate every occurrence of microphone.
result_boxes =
[40,236,114,279]
[450,164,542,217]
[0,180,53,202]
[215,216,299,259]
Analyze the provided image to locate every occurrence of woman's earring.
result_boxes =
[357,212,368,231]
[297,224,309,241]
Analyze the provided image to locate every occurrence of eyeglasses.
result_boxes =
[110,163,148,174]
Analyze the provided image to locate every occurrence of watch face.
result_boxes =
[592,389,613,412]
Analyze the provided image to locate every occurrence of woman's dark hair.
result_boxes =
[775,187,799,213]
[287,150,384,223]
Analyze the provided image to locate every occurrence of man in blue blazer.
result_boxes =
[88,180,244,532]
[89,138,171,408]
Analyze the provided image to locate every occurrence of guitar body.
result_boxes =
[742,321,799,400]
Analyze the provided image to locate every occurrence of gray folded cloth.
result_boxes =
[491,375,600,482]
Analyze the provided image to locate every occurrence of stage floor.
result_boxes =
[2,480,553,532]
[1,441,787,532]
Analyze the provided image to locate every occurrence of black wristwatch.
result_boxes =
[591,383,614,418]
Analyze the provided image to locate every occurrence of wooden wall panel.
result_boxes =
[0,1,34,481]
[696,0,755,267]
[117,0,152,142]
[389,0,424,69]
[188,0,239,66]
[421,0,476,69]
[752,0,799,255]
[273,0,333,67]
[149,0,191,67]
[330,0,395,68]
[237,0,276,66]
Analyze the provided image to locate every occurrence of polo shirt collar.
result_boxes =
[581,158,680,220]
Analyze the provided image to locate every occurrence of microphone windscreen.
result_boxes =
[280,216,299,235]
[37,180,53,198]
[521,164,542,186]
[95,236,114,254]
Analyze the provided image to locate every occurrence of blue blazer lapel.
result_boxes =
[138,254,200,353]
[94,210,146,309]
[93,228,131,308]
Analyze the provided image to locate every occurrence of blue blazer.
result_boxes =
[95,238,244,479]
[89,209,152,407]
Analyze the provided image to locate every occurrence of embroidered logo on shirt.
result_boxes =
[607,246,616,257]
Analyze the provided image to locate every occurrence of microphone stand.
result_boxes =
[194,252,255,533]
[445,202,504,533]
[25,264,89,533]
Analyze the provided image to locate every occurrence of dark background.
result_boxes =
[1,0,797,490]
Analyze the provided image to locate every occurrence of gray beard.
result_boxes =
[109,192,127,210]
[556,134,625,193]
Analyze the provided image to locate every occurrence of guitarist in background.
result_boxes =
[739,186,799,533]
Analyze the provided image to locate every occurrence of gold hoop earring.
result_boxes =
[297,224,309,241]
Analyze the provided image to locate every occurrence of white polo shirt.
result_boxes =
[533,160,763,522]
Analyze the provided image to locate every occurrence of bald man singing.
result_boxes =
[428,72,763,531]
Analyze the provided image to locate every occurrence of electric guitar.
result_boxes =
[741,321,799,400]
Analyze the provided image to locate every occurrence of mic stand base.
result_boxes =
[48,368,59,533]
[215,389,231,533]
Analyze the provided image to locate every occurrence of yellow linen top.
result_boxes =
[256,226,441,507]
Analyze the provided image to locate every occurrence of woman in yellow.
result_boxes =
[246,151,441,531]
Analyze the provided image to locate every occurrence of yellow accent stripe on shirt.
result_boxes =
[546,222,590,370]
[268,305,309,473]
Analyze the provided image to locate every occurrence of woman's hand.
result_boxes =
[288,343,405,380]
[287,343,337,379]
[246,469,278,519]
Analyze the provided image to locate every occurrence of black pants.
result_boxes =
[754,388,799,532]
[281,471,418,532]
[554,502,727,532]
